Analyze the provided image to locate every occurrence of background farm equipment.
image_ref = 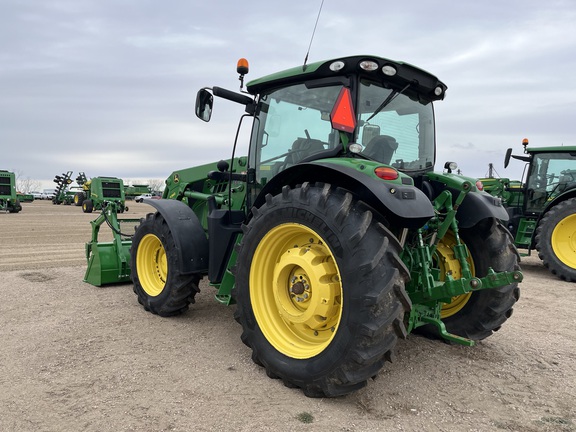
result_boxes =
[16,192,34,202]
[85,55,522,397]
[74,172,128,213]
[51,171,74,205]
[0,170,22,213]
[124,184,151,201]
[481,138,576,281]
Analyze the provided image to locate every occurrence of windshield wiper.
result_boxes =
[365,82,412,123]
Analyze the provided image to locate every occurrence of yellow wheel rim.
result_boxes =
[250,223,343,359]
[136,233,168,297]
[74,195,79,204]
[551,213,576,269]
[435,232,475,319]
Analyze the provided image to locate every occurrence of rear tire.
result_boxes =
[234,183,411,397]
[131,212,200,316]
[437,218,520,341]
[536,198,576,282]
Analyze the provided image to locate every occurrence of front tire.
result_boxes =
[82,199,93,213]
[437,218,520,341]
[8,200,22,213]
[131,212,200,316]
[535,198,576,282]
[234,183,411,397]
[74,192,84,206]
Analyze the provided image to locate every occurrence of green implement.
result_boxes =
[84,202,141,286]
[0,170,22,213]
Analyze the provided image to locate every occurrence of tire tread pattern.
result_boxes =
[535,197,576,282]
[131,213,201,317]
[233,183,410,397]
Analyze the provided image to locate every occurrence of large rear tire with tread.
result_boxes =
[233,183,411,398]
[535,198,576,282]
[131,212,200,316]
[437,218,520,341]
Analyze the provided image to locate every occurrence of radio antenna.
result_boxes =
[303,0,325,71]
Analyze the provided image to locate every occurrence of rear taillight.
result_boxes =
[374,167,399,181]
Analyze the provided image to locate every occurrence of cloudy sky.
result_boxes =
[2,0,576,190]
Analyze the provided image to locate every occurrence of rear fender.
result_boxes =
[143,199,209,274]
[253,162,434,229]
[456,191,509,228]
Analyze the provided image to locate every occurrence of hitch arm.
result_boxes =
[408,268,523,305]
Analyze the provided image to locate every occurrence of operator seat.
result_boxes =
[557,174,576,192]
[363,135,398,165]
[285,138,326,164]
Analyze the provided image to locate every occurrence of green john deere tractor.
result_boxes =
[0,170,22,213]
[481,138,576,281]
[86,55,522,397]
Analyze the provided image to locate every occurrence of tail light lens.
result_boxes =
[374,167,399,181]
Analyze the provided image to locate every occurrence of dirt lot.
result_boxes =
[0,200,575,432]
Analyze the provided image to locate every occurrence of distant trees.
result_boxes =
[124,178,165,194]
[13,170,41,193]
[147,178,165,194]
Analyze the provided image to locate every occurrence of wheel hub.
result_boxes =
[290,278,310,300]
[136,233,167,297]
[274,246,338,330]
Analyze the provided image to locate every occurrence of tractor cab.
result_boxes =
[247,74,437,183]
[197,56,447,224]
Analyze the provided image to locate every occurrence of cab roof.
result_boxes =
[246,55,447,104]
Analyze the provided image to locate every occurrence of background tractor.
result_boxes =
[481,139,576,281]
[74,172,128,213]
[85,55,522,398]
[0,170,22,213]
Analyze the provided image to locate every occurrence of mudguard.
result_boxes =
[455,191,509,228]
[143,198,209,274]
[254,162,435,229]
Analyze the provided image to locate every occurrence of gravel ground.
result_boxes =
[0,200,575,431]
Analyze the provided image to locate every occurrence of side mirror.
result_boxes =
[504,148,512,168]
[195,89,214,122]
